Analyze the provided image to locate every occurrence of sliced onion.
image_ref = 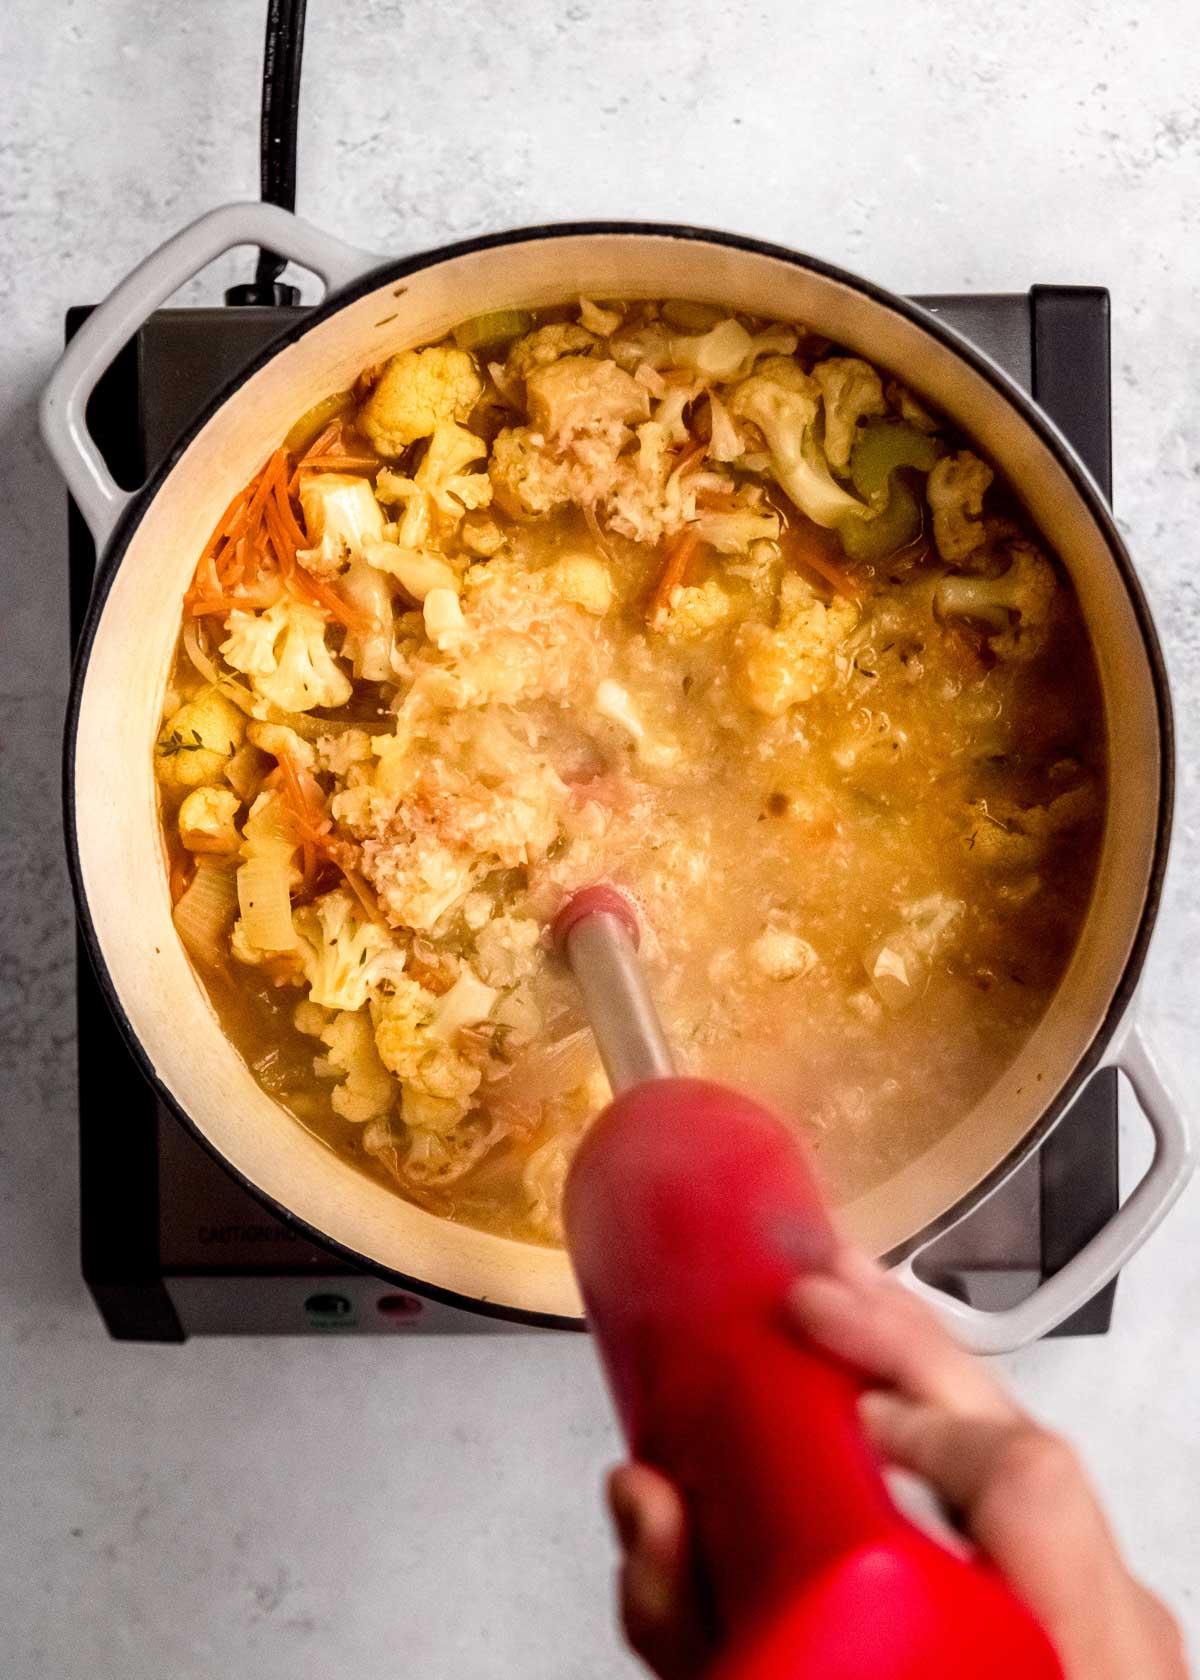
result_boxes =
[181,620,222,686]
[494,1028,595,1104]
[236,856,297,952]
[173,858,238,969]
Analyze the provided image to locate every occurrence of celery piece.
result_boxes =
[840,478,922,563]
[452,310,534,353]
[838,420,943,562]
[284,389,355,454]
[849,420,943,507]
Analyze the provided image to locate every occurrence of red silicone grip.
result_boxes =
[565,1079,1064,1678]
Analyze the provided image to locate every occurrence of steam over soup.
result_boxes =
[156,299,1105,1244]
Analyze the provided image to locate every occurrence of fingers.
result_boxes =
[857,1390,1179,1679]
[607,1464,712,1680]
[788,1257,1018,1421]
[858,1392,1103,1554]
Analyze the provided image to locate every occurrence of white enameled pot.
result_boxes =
[44,203,1191,1348]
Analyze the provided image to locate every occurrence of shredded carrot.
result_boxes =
[185,443,369,630]
[295,454,381,474]
[288,419,383,490]
[270,753,336,898]
[782,521,865,602]
[944,625,994,678]
[340,864,389,928]
[304,420,343,460]
[648,527,701,623]
[276,753,331,845]
[269,755,388,921]
[188,594,270,618]
[799,546,864,602]
[667,442,705,486]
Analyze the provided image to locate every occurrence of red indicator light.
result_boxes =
[376,1292,423,1322]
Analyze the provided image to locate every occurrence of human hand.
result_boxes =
[607,1248,1188,1680]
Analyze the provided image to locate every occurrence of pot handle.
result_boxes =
[895,1020,1193,1354]
[40,201,386,550]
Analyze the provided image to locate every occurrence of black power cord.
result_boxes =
[226,0,309,306]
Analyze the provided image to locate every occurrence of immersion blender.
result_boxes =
[556,886,1063,1680]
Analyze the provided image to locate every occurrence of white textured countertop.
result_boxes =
[2,1,1198,1674]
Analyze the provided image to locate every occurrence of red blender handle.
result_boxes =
[557,896,1064,1679]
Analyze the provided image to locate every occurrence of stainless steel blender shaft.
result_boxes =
[562,911,676,1094]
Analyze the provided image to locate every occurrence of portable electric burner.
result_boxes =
[67,284,1119,1340]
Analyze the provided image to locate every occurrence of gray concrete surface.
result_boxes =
[2,1,1198,1674]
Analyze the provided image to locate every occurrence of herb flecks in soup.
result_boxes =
[156,299,1105,1244]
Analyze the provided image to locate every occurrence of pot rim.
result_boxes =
[62,220,1175,1322]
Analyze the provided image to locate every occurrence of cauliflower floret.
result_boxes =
[655,579,734,641]
[366,542,458,602]
[371,978,482,1135]
[178,786,242,853]
[706,391,746,462]
[525,356,649,446]
[155,689,246,792]
[864,893,965,1012]
[315,727,373,777]
[927,450,994,562]
[885,380,941,434]
[402,1115,500,1184]
[668,318,798,381]
[314,1008,395,1124]
[965,782,1098,869]
[724,538,784,598]
[489,426,573,519]
[601,399,717,546]
[360,830,481,931]
[291,888,409,1012]
[423,587,468,650]
[297,473,386,576]
[812,357,888,474]
[360,346,483,455]
[375,422,492,547]
[460,512,505,557]
[546,554,614,615]
[749,928,818,981]
[400,1052,477,1135]
[668,319,754,379]
[504,322,596,387]
[221,600,353,713]
[729,361,867,528]
[934,540,1057,661]
[337,553,396,682]
[694,505,781,555]
[578,298,623,337]
[474,914,543,988]
[593,679,683,769]
[294,998,333,1036]
[735,574,858,716]
[523,1130,579,1240]
[370,974,439,1079]
[416,422,493,517]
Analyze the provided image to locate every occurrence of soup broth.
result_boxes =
[156,299,1105,1244]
